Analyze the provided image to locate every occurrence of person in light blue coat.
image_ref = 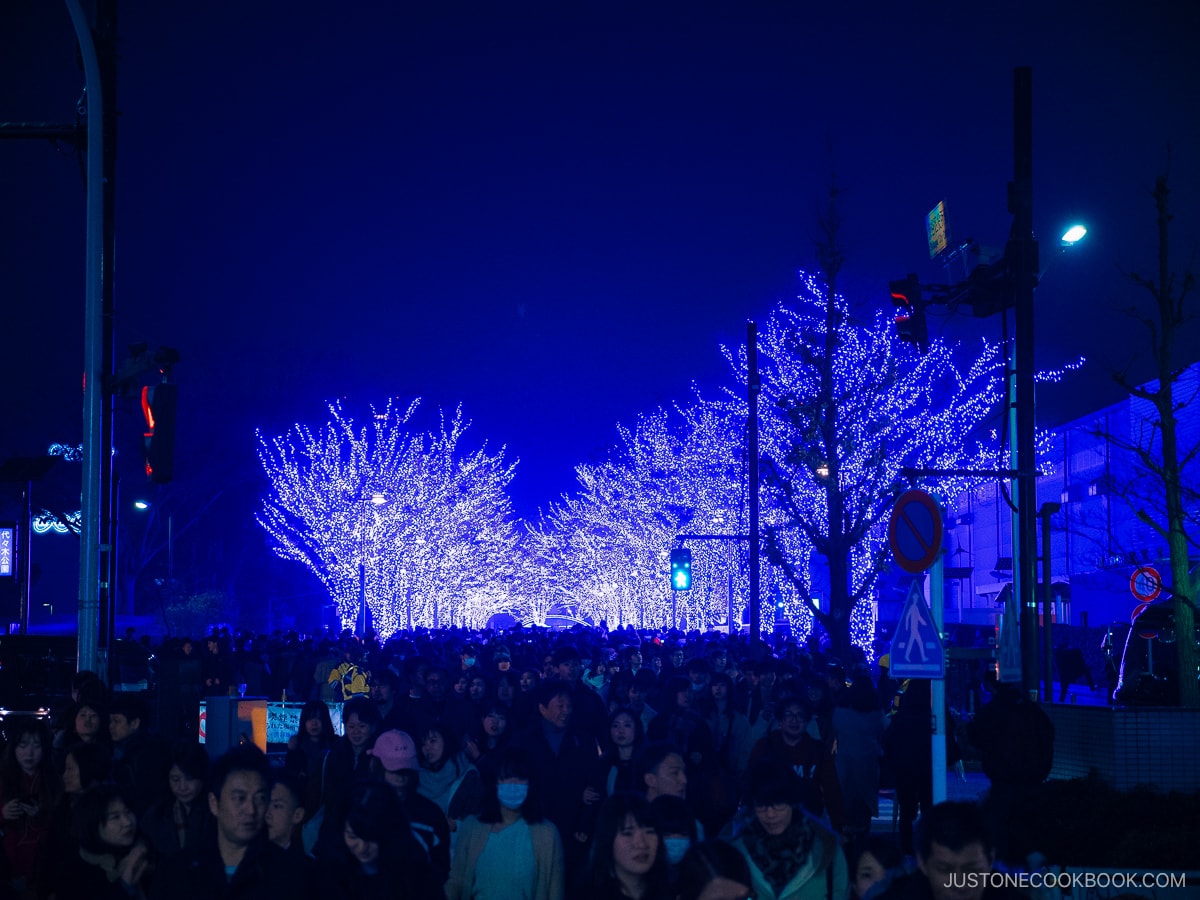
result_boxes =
[729,761,847,900]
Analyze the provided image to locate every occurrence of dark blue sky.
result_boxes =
[3,0,1198,520]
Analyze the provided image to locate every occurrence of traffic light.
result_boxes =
[966,261,1010,317]
[141,383,177,483]
[889,274,928,353]
[670,548,692,591]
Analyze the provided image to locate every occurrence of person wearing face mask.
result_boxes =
[647,795,698,890]
[459,644,480,675]
[446,748,564,900]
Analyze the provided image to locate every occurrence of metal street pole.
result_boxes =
[66,0,105,675]
[357,562,367,638]
[930,495,947,804]
[1039,503,1061,702]
[748,320,761,645]
[1011,67,1042,697]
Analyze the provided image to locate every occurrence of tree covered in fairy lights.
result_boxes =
[722,270,1006,656]
[529,401,747,631]
[256,400,518,637]
[256,275,1016,644]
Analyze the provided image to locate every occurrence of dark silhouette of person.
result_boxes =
[966,682,1054,865]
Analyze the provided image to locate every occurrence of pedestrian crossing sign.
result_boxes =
[889,580,945,679]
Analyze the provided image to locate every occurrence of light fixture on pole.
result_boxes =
[357,492,388,637]
[1060,224,1087,246]
[132,498,173,583]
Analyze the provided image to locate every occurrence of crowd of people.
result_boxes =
[0,624,1050,899]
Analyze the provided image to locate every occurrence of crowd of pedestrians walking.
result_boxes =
[0,623,1050,899]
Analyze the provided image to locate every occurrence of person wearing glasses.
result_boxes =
[728,761,846,900]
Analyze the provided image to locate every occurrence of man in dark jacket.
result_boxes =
[509,679,603,882]
[108,693,170,816]
[550,644,609,743]
[150,745,315,900]
[874,801,1026,900]
[966,682,1054,864]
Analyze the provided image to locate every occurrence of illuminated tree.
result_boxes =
[256,400,518,637]
[535,400,747,630]
[510,521,568,627]
[723,269,1006,657]
[1100,174,1199,707]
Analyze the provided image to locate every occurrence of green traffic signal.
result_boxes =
[670,548,692,591]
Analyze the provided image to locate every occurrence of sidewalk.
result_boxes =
[872,764,990,834]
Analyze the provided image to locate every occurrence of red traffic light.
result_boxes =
[141,383,178,483]
[889,274,928,353]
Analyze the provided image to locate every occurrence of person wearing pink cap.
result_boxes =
[367,729,451,888]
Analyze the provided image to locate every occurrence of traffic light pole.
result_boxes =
[64,0,118,678]
[1011,68,1041,697]
[671,321,760,643]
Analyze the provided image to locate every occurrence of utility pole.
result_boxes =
[1011,67,1041,697]
[887,70,1042,696]
[1039,502,1061,702]
[3,2,123,675]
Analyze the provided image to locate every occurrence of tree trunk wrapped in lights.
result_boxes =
[723,269,1007,658]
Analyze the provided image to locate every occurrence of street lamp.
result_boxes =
[133,499,172,582]
[357,492,388,637]
[1060,224,1087,246]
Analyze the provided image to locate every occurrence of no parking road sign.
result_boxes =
[888,489,944,573]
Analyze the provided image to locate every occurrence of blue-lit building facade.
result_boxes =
[933,363,1200,633]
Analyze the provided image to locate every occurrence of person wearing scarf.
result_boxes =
[730,761,846,900]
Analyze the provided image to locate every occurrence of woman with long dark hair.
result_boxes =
[0,716,60,897]
[138,742,210,857]
[601,708,645,797]
[318,782,437,900]
[416,722,481,830]
[446,748,564,900]
[578,793,669,900]
[285,699,336,837]
[463,702,511,770]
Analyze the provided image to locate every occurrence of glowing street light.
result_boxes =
[358,491,388,636]
[132,499,172,581]
[1061,224,1087,246]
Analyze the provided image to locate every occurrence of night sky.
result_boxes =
[2,2,1198,557]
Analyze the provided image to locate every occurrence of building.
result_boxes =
[940,363,1200,633]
